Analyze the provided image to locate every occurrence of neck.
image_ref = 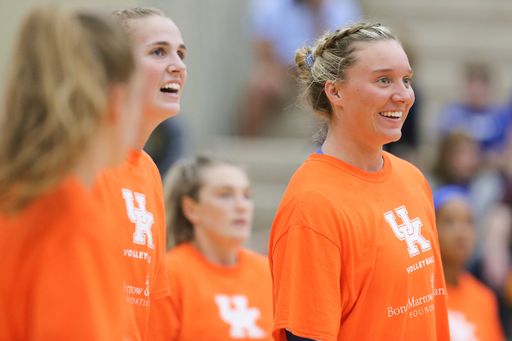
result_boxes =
[322,120,384,172]
[192,229,240,266]
[442,262,462,286]
[131,118,162,152]
[73,133,109,189]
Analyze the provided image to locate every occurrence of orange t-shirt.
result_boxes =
[93,148,170,341]
[0,177,129,340]
[146,243,273,341]
[447,272,505,341]
[269,152,450,341]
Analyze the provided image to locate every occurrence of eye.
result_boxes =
[150,47,166,57]
[403,77,413,86]
[177,50,186,60]
[244,190,253,200]
[377,77,390,84]
[219,192,232,199]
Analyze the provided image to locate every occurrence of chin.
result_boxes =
[229,232,250,245]
[157,102,181,118]
[382,130,402,144]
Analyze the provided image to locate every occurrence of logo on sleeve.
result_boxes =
[214,294,266,339]
[122,189,154,249]
[384,205,431,257]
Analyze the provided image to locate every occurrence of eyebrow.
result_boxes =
[147,41,187,50]
[373,68,413,74]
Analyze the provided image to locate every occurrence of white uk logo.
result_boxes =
[122,189,154,249]
[214,294,266,339]
[384,205,431,257]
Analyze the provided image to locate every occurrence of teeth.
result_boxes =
[380,111,402,118]
[161,83,180,91]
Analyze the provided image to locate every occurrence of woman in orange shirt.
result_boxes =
[434,185,505,341]
[92,8,187,339]
[0,6,144,340]
[269,22,450,341]
[146,156,273,341]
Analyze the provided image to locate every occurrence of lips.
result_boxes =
[232,219,247,227]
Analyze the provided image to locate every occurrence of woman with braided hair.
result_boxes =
[269,22,450,341]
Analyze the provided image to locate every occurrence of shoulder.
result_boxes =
[38,179,104,237]
[165,243,197,273]
[240,248,268,268]
[386,152,422,175]
[462,272,497,301]
[386,152,430,186]
[140,151,162,179]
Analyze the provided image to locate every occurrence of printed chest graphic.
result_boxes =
[123,276,150,307]
[122,189,154,249]
[214,294,266,339]
[448,310,480,341]
[384,205,431,257]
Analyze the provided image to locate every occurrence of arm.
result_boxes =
[286,329,321,341]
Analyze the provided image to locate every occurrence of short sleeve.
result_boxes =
[149,213,171,300]
[147,154,171,300]
[271,225,341,341]
[146,267,181,341]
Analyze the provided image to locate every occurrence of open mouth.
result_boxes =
[160,83,180,94]
[379,111,402,119]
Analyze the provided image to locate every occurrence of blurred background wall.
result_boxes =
[2,0,512,253]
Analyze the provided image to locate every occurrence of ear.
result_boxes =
[325,80,344,107]
[182,195,200,225]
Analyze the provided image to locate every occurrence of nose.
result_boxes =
[392,82,414,106]
[235,194,252,213]
[167,54,186,74]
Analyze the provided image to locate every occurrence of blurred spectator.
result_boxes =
[239,0,362,136]
[478,176,512,338]
[144,117,186,176]
[434,186,506,341]
[438,63,511,169]
[428,132,504,257]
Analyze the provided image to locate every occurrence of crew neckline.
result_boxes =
[308,151,393,183]
[183,243,243,274]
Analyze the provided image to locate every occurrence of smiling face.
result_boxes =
[331,39,414,148]
[130,15,187,120]
[186,164,254,247]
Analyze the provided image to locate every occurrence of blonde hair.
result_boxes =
[296,21,400,121]
[163,156,241,250]
[111,6,168,32]
[0,7,135,214]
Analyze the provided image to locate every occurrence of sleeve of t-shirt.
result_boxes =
[148,157,171,300]
[146,267,181,341]
[271,224,341,341]
[30,231,128,341]
[487,291,506,341]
